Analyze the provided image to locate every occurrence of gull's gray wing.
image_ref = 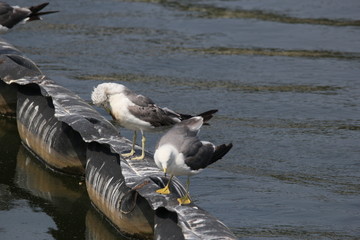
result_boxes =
[155,116,203,148]
[160,116,216,171]
[128,105,180,127]
[125,87,181,127]
[171,117,232,170]
[183,140,215,171]
[183,141,233,171]
[124,88,155,107]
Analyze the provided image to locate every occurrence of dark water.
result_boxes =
[1,0,360,239]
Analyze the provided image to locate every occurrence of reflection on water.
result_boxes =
[0,118,19,187]
[0,118,128,240]
[15,145,86,210]
[86,208,129,240]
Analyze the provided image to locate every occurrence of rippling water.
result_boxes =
[1,0,360,239]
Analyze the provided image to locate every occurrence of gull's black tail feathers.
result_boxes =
[178,109,218,125]
[210,143,233,165]
[197,109,218,123]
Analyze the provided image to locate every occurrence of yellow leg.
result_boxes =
[131,133,146,160]
[156,175,173,195]
[121,131,137,157]
[177,195,191,205]
[177,176,191,205]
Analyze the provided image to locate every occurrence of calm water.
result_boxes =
[1,0,360,239]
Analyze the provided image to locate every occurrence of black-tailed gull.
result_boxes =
[154,116,232,204]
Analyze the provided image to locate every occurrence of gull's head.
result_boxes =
[91,82,127,107]
[154,144,177,173]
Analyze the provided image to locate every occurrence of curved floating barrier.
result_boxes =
[0,38,237,239]
[16,83,91,175]
[0,39,42,117]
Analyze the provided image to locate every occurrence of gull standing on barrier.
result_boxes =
[154,116,233,204]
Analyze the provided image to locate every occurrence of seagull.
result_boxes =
[91,82,218,160]
[0,2,58,33]
[154,116,233,205]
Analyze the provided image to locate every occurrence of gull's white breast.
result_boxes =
[109,93,153,131]
[155,144,202,176]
